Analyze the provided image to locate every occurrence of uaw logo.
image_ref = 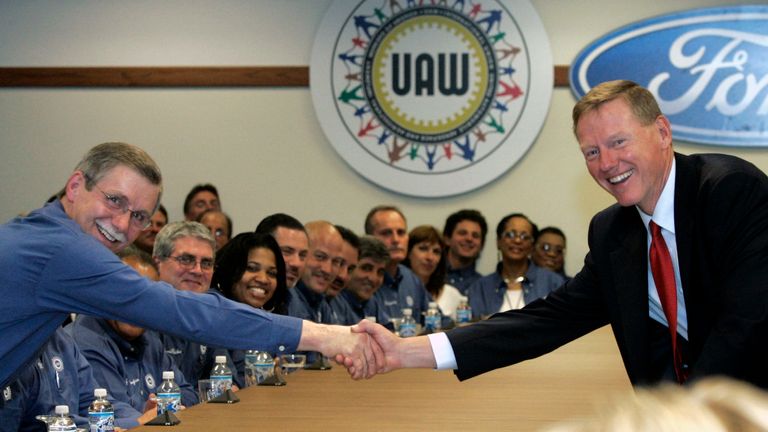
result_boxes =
[571,5,768,147]
[311,0,552,197]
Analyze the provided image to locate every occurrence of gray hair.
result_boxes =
[153,221,216,259]
[74,142,163,211]
[358,235,390,264]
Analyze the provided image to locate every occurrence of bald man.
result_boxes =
[286,221,344,323]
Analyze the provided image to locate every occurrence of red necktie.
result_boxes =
[649,220,687,383]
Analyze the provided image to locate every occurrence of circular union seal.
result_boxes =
[145,374,156,389]
[311,0,552,197]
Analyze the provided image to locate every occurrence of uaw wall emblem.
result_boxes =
[311,0,552,197]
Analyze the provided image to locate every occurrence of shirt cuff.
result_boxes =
[427,332,458,370]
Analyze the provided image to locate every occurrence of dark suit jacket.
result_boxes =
[448,153,768,387]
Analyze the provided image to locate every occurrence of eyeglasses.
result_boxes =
[90,180,152,229]
[502,230,533,243]
[537,242,565,256]
[167,254,215,271]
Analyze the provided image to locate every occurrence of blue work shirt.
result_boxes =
[14,327,140,431]
[0,200,302,388]
[67,316,198,412]
[158,331,243,390]
[467,261,565,319]
[446,263,482,295]
[374,264,434,324]
[286,281,333,324]
[339,290,394,331]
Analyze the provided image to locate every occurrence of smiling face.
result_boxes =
[347,257,387,302]
[273,227,309,288]
[497,216,534,264]
[532,232,566,273]
[445,220,482,262]
[407,240,442,283]
[232,247,278,309]
[156,236,214,293]
[576,97,673,214]
[300,226,343,294]
[328,241,359,298]
[63,165,160,253]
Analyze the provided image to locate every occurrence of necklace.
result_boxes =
[503,275,525,285]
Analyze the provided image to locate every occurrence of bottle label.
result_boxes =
[456,309,471,323]
[210,375,233,397]
[399,322,417,338]
[88,411,114,432]
[424,314,440,331]
[156,392,181,414]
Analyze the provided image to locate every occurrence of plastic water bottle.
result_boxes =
[210,355,233,397]
[156,371,181,415]
[424,301,442,332]
[254,351,274,384]
[399,308,417,337]
[456,296,472,324]
[49,405,77,432]
[88,388,114,432]
[244,350,258,387]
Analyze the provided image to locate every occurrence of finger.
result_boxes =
[370,336,386,373]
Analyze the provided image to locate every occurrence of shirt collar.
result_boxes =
[637,157,676,234]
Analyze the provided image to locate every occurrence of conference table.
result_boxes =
[136,326,631,431]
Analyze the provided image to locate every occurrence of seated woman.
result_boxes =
[212,232,289,382]
[467,213,565,319]
[532,226,570,281]
[403,225,461,324]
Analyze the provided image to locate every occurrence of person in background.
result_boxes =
[326,225,361,325]
[365,205,433,325]
[255,213,309,289]
[213,232,289,315]
[183,183,220,222]
[340,236,393,329]
[14,328,144,432]
[197,209,232,251]
[286,221,342,323]
[151,221,241,388]
[68,246,196,419]
[442,209,488,294]
[467,213,565,319]
[404,225,463,322]
[212,232,288,385]
[133,204,167,255]
[532,226,570,281]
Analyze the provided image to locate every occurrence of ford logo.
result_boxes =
[570,6,768,147]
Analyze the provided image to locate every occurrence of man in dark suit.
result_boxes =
[353,80,768,388]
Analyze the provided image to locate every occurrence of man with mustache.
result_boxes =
[0,142,380,403]
[364,206,434,325]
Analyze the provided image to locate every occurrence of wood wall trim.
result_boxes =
[0,65,571,88]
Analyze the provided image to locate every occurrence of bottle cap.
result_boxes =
[162,371,174,380]
[401,308,412,316]
[215,355,227,363]
[94,388,107,398]
[428,302,437,308]
[55,405,69,415]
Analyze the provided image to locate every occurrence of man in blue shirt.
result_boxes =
[12,327,142,431]
[340,236,393,330]
[365,206,434,324]
[0,142,380,392]
[286,221,343,324]
[326,226,361,325]
[150,221,241,389]
[442,209,488,294]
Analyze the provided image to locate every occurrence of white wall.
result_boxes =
[1,0,764,277]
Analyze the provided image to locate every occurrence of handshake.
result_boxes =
[299,319,437,379]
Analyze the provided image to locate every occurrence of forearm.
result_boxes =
[398,336,437,369]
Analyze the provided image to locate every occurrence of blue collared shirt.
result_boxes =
[0,200,302,388]
[374,264,434,324]
[286,281,334,324]
[446,263,482,295]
